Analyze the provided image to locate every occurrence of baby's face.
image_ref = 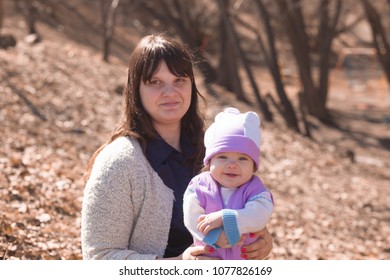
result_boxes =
[209,152,254,188]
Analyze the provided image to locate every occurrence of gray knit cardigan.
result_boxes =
[81,137,175,259]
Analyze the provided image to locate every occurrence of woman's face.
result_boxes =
[140,61,192,130]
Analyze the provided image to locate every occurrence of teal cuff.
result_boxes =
[203,227,223,248]
[222,209,240,246]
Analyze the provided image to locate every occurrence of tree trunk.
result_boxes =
[276,0,328,120]
[102,0,120,62]
[218,0,272,121]
[317,0,342,106]
[255,0,300,131]
[0,0,3,35]
[23,0,37,34]
[361,0,390,86]
[217,7,247,103]
[298,91,312,138]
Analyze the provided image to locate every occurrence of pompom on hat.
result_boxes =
[203,107,261,169]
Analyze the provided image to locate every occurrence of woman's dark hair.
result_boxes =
[85,34,206,180]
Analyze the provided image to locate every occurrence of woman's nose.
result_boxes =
[162,84,177,95]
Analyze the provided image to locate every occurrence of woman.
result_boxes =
[81,34,272,260]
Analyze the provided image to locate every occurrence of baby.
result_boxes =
[183,107,274,259]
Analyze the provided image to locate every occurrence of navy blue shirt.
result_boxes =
[145,133,197,258]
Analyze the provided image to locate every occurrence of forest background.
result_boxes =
[0,0,389,260]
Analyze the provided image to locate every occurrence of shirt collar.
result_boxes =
[145,132,194,168]
[146,136,174,169]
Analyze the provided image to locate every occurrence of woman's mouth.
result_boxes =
[161,101,180,109]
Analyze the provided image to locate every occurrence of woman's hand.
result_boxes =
[181,245,221,260]
[240,227,273,260]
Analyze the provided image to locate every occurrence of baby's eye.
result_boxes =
[217,155,227,159]
[239,156,249,161]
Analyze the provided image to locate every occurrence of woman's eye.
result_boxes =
[151,80,160,85]
[147,79,161,86]
[175,77,187,85]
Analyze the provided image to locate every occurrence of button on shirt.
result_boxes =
[145,133,196,258]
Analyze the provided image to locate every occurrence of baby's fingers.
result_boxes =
[197,215,206,222]
[197,220,207,233]
[202,224,214,235]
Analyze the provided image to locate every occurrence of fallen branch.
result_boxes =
[8,83,47,121]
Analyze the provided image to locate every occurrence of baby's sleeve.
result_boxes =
[183,180,207,242]
[235,191,274,234]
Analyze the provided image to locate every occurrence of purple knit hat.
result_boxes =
[203,107,261,169]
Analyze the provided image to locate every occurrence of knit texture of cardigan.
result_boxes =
[81,137,175,259]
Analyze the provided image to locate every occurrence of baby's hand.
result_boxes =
[197,211,223,235]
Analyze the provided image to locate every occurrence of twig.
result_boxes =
[8,83,47,121]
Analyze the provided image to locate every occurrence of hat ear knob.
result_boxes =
[204,123,215,148]
[224,107,240,115]
[243,111,261,147]
[244,111,261,127]
[214,107,240,123]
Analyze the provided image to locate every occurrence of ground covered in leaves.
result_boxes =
[1,18,389,260]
